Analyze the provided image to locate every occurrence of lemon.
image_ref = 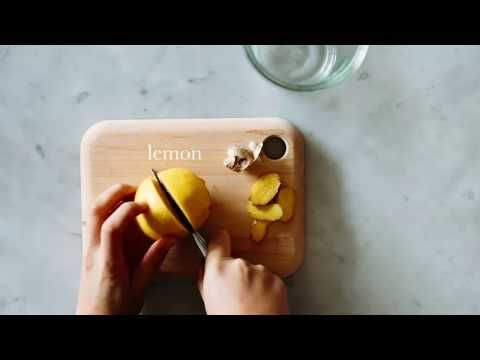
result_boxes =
[135,168,211,240]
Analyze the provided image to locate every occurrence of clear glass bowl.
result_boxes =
[244,45,369,91]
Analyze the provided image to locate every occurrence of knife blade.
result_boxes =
[150,169,208,257]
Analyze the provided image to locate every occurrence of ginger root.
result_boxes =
[246,200,283,221]
[250,173,281,205]
[250,220,270,242]
[224,142,262,172]
[277,186,296,222]
[245,171,296,243]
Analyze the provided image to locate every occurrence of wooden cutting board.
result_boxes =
[80,117,304,277]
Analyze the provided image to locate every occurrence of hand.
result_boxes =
[76,184,176,315]
[197,230,289,315]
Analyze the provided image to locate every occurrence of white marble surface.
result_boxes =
[1,45,480,314]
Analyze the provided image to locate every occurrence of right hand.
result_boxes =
[197,230,289,315]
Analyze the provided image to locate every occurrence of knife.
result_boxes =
[150,169,208,257]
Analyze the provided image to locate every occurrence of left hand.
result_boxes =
[76,184,176,315]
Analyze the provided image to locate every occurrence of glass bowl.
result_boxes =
[244,45,369,91]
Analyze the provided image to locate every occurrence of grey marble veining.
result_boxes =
[1,45,480,314]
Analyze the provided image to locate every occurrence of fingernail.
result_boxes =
[137,202,148,209]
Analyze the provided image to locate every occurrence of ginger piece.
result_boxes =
[250,173,281,205]
[224,142,263,172]
[250,220,270,242]
[224,147,252,172]
[249,141,263,160]
[277,186,296,222]
[246,200,283,221]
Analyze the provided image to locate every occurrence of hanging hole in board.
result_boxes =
[262,135,288,160]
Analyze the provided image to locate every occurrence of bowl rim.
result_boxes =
[244,45,369,91]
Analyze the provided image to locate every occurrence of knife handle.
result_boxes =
[192,232,208,258]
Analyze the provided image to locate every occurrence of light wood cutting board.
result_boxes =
[80,117,304,277]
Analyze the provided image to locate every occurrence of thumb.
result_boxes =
[132,236,176,297]
[206,229,231,267]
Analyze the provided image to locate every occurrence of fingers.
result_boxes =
[252,264,266,272]
[100,201,148,258]
[90,184,137,219]
[132,236,176,297]
[86,184,137,246]
[205,229,231,266]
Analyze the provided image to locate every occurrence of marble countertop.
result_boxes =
[1,45,479,314]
